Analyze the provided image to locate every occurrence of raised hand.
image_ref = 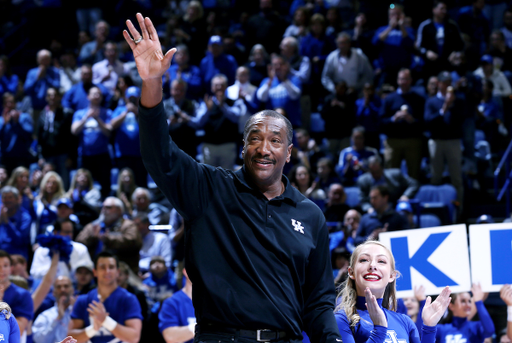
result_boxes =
[500,284,512,305]
[414,285,426,301]
[123,13,176,82]
[471,283,484,302]
[365,287,387,327]
[422,286,451,326]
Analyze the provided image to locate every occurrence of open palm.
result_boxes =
[123,13,176,81]
[422,286,451,326]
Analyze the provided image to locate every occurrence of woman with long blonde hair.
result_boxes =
[335,240,452,343]
[6,166,34,213]
[33,171,64,235]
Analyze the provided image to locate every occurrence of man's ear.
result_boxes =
[286,144,293,163]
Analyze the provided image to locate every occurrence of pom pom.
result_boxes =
[37,235,73,263]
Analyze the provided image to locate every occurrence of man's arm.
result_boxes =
[162,326,194,343]
[321,54,336,94]
[33,309,68,343]
[110,319,142,343]
[16,317,28,336]
[68,318,92,343]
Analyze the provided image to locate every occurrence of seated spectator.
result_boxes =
[135,212,171,275]
[114,168,137,216]
[78,21,110,65]
[477,80,508,151]
[354,83,381,150]
[110,86,147,188]
[6,167,34,215]
[31,218,93,282]
[65,168,102,220]
[257,54,302,127]
[92,42,130,95]
[33,171,64,235]
[199,36,238,90]
[321,81,356,159]
[415,1,464,78]
[372,4,415,86]
[131,188,169,226]
[346,13,376,62]
[159,268,195,343]
[355,185,409,245]
[24,49,60,114]
[357,155,419,212]
[0,250,33,336]
[68,251,142,343]
[227,66,258,112]
[38,88,74,188]
[0,93,33,173]
[487,30,512,73]
[76,197,142,274]
[426,76,439,98]
[142,256,177,308]
[162,45,202,101]
[0,187,32,259]
[71,86,112,199]
[73,261,95,296]
[424,71,465,205]
[0,55,19,100]
[322,32,373,95]
[62,65,111,113]
[280,36,311,84]
[246,44,269,88]
[474,55,512,97]
[379,68,425,180]
[337,126,378,186]
[344,209,361,253]
[176,1,207,67]
[108,75,134,111]
[315,157,342,194]
[10,254,32,290]
[223,35,247,67]
[0,165,8,189]
[284,6,310,39]
[32,276,74,343]
[49,198,82,235]
[323,183,350,223]
[288,164,326,201]
[117,262,148,321]
[163,79,200,160]
[395,201,415,229]
[294,128,327,170]
[457,0,490,56]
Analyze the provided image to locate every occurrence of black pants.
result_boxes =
[195,332,302,343]
[81,153,112,199]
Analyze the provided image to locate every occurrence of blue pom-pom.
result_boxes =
[37,235,73,263]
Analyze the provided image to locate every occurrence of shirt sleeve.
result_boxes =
[121,293,143,321]
[158,297,180,332]
[475,300,495,339]
[70,295,87,321]
[9,315,20,343]
[11,290,33,321]
[335,311,388,343]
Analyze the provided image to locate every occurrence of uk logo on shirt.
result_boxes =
[446,334,467,343]
[291,219,304,234]
[0,333,4,341]
[385,330,406,343]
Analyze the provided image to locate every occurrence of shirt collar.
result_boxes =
[356,296,383,310]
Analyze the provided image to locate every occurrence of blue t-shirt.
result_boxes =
[0,208,33,260]
[71,287,143,343]
[0,310,20,343]
[158,290,195,343]
[3,284,33,322]
[335,296,436,343]
[72,107,111,157]
[111,106,141,158]
[142,271,177,308]
[163,65,203,101]
[259,75,302,127]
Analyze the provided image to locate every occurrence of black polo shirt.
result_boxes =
[139,102,341,343]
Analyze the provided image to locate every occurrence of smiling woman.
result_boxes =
[334,240,452,343]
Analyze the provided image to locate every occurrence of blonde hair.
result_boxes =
[335,240,400,327]
[184,1,204,21]
[66,168,94,197]
[6,166,29,189]
[116,168,137,199]
[37,171,65,205]
[0,302,11,319]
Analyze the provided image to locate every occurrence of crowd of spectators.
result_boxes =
[1,0,512,342]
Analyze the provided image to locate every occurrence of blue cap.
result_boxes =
[56,197,73,208]
[396,201,412,213]
[208,35,222,45]
[480,55,493,65]
[125,86,141,98]
[476,214,494,224]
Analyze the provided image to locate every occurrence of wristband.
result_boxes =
[102,316,118,332]
[85,325,98,338]
[188,321,196,334]
[508,306,512,322]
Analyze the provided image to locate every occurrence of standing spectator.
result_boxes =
[426,76,439,98]
[0,187,32,259]
[58,51,81,94]
[114,168,137,215]
[65,168,102,219]
[6,167,34,215]
[416,1,465,79]
[337,126,378,186]
[424,72,465,205]
[62,65,111,113]
[163,79,200,160]
[24,49,60,116]
[76,197,142,274]
[322,33,373,95]
[354,185,410,245]
[458,0,491,56]
[142,256,177,308]
[135,212,171,274]
[488,30,512,74]
[110,86,147,188]
[257,54,302,127]
[68,252,142,343]
[73,261,95,296]
[78,21,110,65]
[31,218,93,282]
[246,0,287,54]
[32,276,74,343]
[372,4,416,85]
[32,172,63,235]
[315,158,342,194]
[287,164,326,201]
[71,87,112,199]
[347,13,376,62]
[354,83,381,150]
[246,44,269,88]
[477,80,508,151]
[474,54,512,97]
[159,268,195,343]
[357,155,419,213]
[0,93,33,172]
[280,37,312,84]
[226,66,258,107]
[284,7,310,40]
[501,8,512,49]
[0,250,33,336]
[0,56,19,100]
[199,36,238,91]
[131,188,170,225]
[379,69,425,180]
[162,45,202,101]
[38,87,74,188]
[177,1,207,67]
[92,42,129,95]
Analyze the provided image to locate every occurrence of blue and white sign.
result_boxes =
[380,224,471,297]
[469,223,512,292]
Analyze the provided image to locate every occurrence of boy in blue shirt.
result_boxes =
[143,256,177,309]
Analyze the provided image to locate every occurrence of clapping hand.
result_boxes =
[365,287,387,327]
[87,300,108,329]
[422,286,451,326]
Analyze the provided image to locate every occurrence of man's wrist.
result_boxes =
[102,316,118,332]
[85,325,98,338]
[508,306,512,322]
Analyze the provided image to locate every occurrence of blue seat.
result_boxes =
[344,187,360,207]
[415,184,458,223]
[414,214,442,228]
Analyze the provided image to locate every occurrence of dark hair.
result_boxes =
[0,250,12,265]
[352,126,366,136]
[134,212,150,224]
[118,261,130,276]
[371,185,390,198]
[288,164,313,188]
[0,55,12,76]
[94,251,119,269]
[433,0,447,8]
[243,110,293,145]
[10,254,26,265]
[53,218,74,233]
